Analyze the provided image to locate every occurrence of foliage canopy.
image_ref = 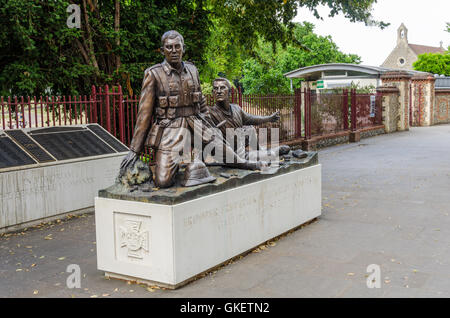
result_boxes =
[240,22,361,94]
[412,23,449,76]
[0,0,385,96]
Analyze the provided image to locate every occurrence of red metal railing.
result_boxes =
[0,86,383,153]
[0,94,96,130]
[206,87,304,142]
[309,89,348,137]
[351,89,383,130]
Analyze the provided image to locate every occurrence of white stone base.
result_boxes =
[1,153,126,233]
[95,164,321,289]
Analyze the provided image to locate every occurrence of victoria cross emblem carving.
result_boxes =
[119,220,149,259]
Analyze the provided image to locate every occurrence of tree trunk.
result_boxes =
[81,0,100,78]
[114,0,121,72]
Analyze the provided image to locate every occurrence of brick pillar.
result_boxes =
[376,86,400,133]
[380,71,412,131]
[434,89,450,124]
[410,74,435,126]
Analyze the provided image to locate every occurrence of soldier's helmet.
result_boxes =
[182,160,216,187]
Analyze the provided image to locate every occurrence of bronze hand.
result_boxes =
[119,150,138,177]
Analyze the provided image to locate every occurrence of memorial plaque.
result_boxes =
[5,130,55,163]
[29,126,86,134]
[31,130,117,160]
[87,125,129,153]
[0,135,36,169]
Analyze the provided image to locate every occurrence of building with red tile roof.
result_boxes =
[381,23,446,70]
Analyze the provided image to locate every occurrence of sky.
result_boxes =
[293,0,450,66]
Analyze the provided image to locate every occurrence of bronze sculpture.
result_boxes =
[209,77,290,160]
[119,31,263,188]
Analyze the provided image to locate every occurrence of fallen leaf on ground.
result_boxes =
[33,290,39,295]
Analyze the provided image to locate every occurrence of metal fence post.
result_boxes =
[303,88,308,139]
[105,84,111,132]
[309,88,312,139]
[305,88,312,139]
[91,85,97,123]
[238,86,242,107]
[118,85,125,144]
[294,88,302,138]
[1,96,5,130]
[351,88,357,131]
[343,89,349,130]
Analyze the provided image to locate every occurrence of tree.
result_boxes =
[0,0,386,96]
[200,0,386,85]
[0,0,211,96]
[240,22,361,94]
[207,0,387,56]
[413,22,450,76]
[413,53,450,76]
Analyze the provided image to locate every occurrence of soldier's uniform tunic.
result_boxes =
[130,60,213,188]
[209,103,274,159]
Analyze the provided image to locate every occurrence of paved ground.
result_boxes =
[1,125,450,298]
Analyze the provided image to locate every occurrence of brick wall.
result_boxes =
[434,89,450,124]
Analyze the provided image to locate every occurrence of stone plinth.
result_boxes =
[95,153,322,289]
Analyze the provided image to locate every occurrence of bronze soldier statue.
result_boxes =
[119,31,262,188]
[209,77,290,160]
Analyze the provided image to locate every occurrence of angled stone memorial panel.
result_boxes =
[0,124,128,233]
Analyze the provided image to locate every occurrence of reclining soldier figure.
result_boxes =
[119,31,264,188]
[208,77,291,162]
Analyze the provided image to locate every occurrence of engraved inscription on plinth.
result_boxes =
[114,212,151,263]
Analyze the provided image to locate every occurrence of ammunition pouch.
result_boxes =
[192,92,201,103]
[155,105,199,120]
